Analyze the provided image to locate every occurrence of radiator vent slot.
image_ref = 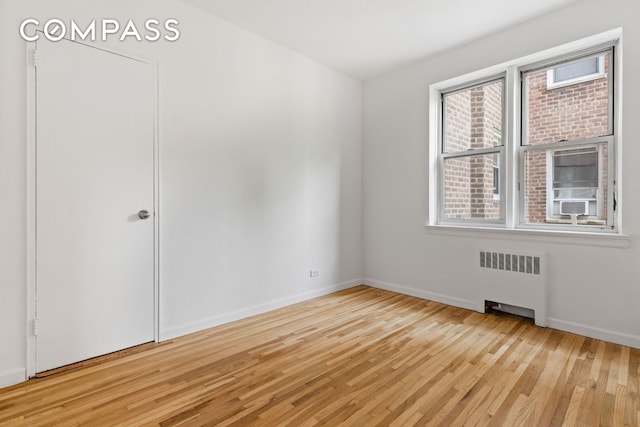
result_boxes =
[479,251,540,275]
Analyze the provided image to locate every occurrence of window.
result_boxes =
[546,55,605,88]
[431,37,618,232]
[522,48,612,227]
[440,78,504,223]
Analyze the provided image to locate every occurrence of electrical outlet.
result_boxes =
[310,269,319,278]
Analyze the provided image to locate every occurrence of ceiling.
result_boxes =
[181,0,578,81]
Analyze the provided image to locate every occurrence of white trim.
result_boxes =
[615,34,624,232]
[428,84,440,226]
[424,224,630,248]
[152,60,160,345]
[363,278,479,312]
[25,40,37,380]
[0,369,27,389]
[547,318,640,349]
[26,35,161,378]
[505,66,519,228]
[159,280,363,341]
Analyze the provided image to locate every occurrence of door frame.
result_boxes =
[25,34,160,378]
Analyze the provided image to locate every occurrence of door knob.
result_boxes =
[138,210,151,220]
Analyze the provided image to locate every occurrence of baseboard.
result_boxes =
[363,278,640,350]
[364,278,478,312]
[547,318,640,349]
[0,368,26,388]
[159,279,362,341]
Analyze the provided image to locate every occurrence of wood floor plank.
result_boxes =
[0,285,638,426]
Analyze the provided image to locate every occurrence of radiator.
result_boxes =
[477,250,547,327]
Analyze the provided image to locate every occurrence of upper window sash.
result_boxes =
[440,76,505,155]
[521,47,614,147]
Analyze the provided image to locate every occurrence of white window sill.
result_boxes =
[424,224,631,248]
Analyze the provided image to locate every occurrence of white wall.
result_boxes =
[363,0,640,348]
[0,0,362,387]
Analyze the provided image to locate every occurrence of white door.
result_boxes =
[35,38,156,373]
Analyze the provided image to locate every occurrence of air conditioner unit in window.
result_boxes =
[559,200,589,216]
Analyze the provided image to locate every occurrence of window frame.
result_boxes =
[519,46,615,230]
[428,31,620,234]
[438,76,506,225]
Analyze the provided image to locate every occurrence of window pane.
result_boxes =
[553,148,598,189]
[443,153,502,220]
[524,52,610,145]
[523,144,607,225]
[443,80,503,153]
[553,57,599,82]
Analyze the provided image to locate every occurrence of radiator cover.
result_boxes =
[477,250,547,327]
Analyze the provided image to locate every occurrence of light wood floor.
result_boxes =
[1,286,638,426]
